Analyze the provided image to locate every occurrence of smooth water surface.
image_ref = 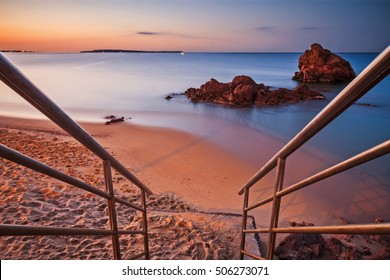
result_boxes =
[1,52,389,221]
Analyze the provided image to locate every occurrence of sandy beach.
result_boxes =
[1,116,389,259]
[0,116,263,259]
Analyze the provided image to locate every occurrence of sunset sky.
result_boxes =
[1,0,389,53]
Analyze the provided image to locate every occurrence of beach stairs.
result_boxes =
[0,53,151,260]
[239,46,390,260]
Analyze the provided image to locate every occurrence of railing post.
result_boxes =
[103,160,121,260]
[240,187,250,259]
[141,189,150,260]
[267,157,286,260]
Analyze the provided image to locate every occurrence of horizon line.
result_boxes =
[1,49,382,54]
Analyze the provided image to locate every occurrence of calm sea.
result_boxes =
[1,52,389,221]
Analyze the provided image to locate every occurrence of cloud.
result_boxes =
[256,26,274,31]
[136,31,161,35]
[136,31,198,39]
[299,26,321,30]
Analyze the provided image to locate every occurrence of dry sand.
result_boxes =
[0,117,260,259]
[1,116,389,259]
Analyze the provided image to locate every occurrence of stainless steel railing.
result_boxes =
[0,53,151,259]
[239,46,390,260]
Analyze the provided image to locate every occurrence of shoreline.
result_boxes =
[1,115,389,222]
[1,115,389,259]
[0,115,259,212]
[0,117,261,259]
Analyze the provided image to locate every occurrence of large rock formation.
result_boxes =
[184,75,324,106]
[292,43,356,82]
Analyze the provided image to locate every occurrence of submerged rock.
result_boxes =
[354,102,378,107]
[165,93,182,100]
[292,43,356,82]
[184,75,324,106]
[104,115,127,125]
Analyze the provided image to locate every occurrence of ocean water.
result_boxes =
[1,52,389,153]
[1,52,389,221]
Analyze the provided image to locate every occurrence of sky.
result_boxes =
[1,0,389,52]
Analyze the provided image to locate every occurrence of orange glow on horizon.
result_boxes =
[1,27,219,53]
[1,0,388,53]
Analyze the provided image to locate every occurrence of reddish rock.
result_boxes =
[370,248,390,260]
[230,75,257,88]
[356,246,371,256]
[255,85,325,105]
[338,216,350,225]
[230,83,258,104]
[293,43,356,82]
[274,222,331,260]
[184,75,324,106]
[274,221,367,260]
[274,220,389,260]
[200,78,230,100]
[255,85,324,106]
[184,87,199,101]
[326,238,363,260]
[375,218,384,224]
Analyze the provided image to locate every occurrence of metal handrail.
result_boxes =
[239,46,390,260]
[0,52,151,260]
[245,140,390,212]
[0,224,146,236]
[0,144,144,212]
[243,223,390,235]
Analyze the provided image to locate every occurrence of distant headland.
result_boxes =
[80,49,183,54]
[0,50,34,53]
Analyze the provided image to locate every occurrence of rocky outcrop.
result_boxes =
[184,75,324,106]
[255,84,323,106]
[292,43,356,82]
[274,220,390,260]
[274,222,333,260]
